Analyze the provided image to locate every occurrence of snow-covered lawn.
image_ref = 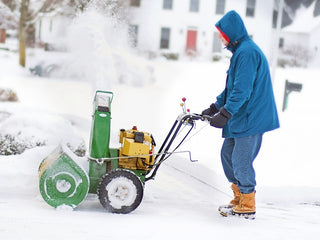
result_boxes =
[1,47,320,239]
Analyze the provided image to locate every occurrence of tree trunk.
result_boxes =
[19,26,26,67]
[19,0,29,67]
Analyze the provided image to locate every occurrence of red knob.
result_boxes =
[182,97,186,102]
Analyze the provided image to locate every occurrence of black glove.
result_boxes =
[202,103,219,116]
[210,107,232,128]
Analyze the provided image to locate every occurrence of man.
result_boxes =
[202,10,279,218]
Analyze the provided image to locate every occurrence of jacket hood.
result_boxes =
[215,10,249,44]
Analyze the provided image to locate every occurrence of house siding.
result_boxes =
[129,0,274,61]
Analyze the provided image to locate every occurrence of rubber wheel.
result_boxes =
[98,169,144,214]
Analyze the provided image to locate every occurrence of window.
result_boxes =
[129,25,138,47]
[213,32,222,53]
[49,20,53,32]
[246,0,256,17]
[190,0,199,12]
[163,0,173,10]
[160,27,170,49]
[130,0,140,7]
[272,9,278,28]
[216,0,225,15]
[279,38,284,49]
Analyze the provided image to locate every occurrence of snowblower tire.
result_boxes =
[98,169,143,214]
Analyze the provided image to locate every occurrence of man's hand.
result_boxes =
[202,103,219,116]
[210,107,232,128]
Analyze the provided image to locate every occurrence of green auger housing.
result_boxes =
[38,145,89,209]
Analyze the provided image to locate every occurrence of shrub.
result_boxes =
[0,134,46,155]
[67,141,86,157]
[0,133,87,156]
[0,88,18,102]
[279,44,311,68]
[212,54,222,62]
[162,53,179,60]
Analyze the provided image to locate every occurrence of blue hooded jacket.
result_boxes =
[215,11,279,138]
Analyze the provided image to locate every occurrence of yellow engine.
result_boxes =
[118,127,155,171]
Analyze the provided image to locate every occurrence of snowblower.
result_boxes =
[38,90,211,213]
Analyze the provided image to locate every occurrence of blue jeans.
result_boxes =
[221,134,263,194]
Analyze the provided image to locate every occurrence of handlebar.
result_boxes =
[144,97,215,181]
[177,112,213,123]
[178,97,213,122]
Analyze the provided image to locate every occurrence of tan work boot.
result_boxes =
[218,183,240,211]
[230,183,241,206]
[232,192,256,214]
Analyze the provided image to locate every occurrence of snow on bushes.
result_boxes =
[0,107,87,156]
[0,133,45,155]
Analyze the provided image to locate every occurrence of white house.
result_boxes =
[280,1,320,66]
[128,0,275,60]
[36,0,276,61]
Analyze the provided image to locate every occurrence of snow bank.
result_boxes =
[0,102,85,153]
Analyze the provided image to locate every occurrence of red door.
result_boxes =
[186,30,197,54]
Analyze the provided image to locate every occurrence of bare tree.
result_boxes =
[1,0,129,67]
[1,0,68,67]
[0,1,18,30]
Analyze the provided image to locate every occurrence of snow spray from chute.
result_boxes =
[64,1,153,94]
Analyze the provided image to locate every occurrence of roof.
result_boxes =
[283,1,320,33]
